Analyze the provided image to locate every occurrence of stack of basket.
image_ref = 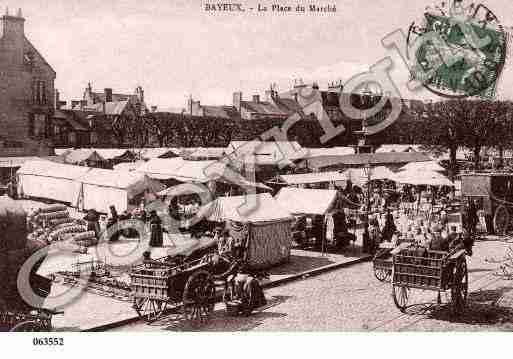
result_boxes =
[27,204,98,248]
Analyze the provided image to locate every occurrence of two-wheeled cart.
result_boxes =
[373,247,393,282]
[130,254,220,325]
[391,246,468,315]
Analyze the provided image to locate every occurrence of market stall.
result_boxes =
[76,168,165,213]
[17,160,91,204]
[200,193,294,269]
[274,188,346,251]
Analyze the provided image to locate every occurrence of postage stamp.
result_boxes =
[407,1,508,98]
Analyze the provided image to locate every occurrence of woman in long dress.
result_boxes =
[149,211,163,247]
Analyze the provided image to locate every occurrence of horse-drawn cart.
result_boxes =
[461,173,513,235]
[391,246,468,314]
[130,253,220,325]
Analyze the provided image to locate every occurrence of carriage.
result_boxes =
[129,252,227,325]
[460,173,513,235]
[391,245,468,314]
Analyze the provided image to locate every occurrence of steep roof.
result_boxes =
[240,100,289,116]
[202,105,239,119]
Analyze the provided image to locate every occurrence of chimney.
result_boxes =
[233,91,242,112]
[252,95,260,103]
[135,85,144,103]
[104,88,113,102]
[54,89,60,110]
[1,7,25,47]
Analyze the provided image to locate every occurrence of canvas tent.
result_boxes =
[140,147,181,160]
[135,158,185,180]
[391,169,453,187]
[276,171,347,186]
[274,188,339,216]
[113,160,146,172]
[17,161,90,204]
[342,166,396,186]
[91,148,134,161]
[200,193,294,268]
[76,169,165,213]
[400,160,445,172]
[62,149,105,165]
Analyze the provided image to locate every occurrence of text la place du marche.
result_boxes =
[204,3,337,13]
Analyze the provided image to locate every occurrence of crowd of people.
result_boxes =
[82,201,168,247]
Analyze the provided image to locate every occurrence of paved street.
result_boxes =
[113,239,513,331]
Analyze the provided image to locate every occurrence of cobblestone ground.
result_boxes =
[114,238,513,332]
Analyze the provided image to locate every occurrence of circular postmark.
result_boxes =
[407,1,507,99]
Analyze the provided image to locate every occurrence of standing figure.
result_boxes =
[149,210,164,247]
[381,209,397,243]
[83,209,100,238]
[107,205,120,241]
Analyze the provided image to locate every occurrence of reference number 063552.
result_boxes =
[33,337,64,346]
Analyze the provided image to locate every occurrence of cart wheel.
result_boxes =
[451,259,468,315]
[392,285,409,312]
[133,297,167,322]
[183,270,216,326]
[10,320,45,332]
[493,205,509,236]
[374,267,390,282]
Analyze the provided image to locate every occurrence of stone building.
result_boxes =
[0,9,55,156]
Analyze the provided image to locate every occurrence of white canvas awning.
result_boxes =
[17,161,91,204]
[278,171,347,185]
[135,158,185,180]
[400,160,445,172]
[199,193,293,223]
[77,169,165,212]
[342,166,396,186]
[113,160,146,172]
[392,169,453,186]
[274,188,338,215]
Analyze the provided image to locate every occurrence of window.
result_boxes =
[33,114,46,137]
[32,80,47,105]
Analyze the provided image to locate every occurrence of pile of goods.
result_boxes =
[27,204,99,251]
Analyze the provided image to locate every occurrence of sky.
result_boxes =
[9,0,513,108]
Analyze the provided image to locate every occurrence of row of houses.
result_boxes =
[0,9,425,158]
